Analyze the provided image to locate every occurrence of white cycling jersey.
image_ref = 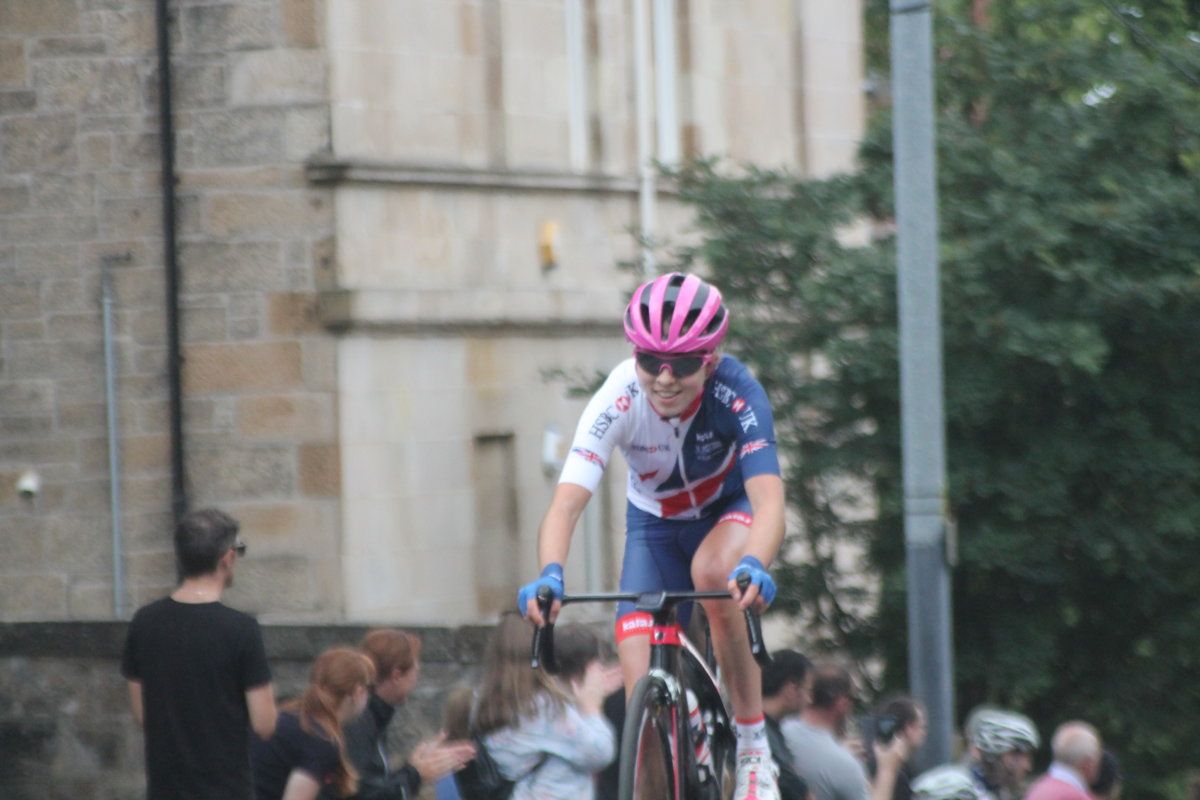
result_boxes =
[558,356,780,520]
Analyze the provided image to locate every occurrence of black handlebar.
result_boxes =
[530,581,771,671]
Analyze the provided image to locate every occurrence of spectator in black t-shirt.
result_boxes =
[122,507,277,800]
[761,649,814,800]
[253,647,377,800]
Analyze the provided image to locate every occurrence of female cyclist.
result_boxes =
[518,272,787,800]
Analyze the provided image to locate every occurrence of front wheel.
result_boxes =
[618,675,680,800]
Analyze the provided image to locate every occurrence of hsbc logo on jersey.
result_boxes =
[588,409,619,438]
[572,447,606,468]
[739,410,759,432]
[731,397,747,413]
[712,381,737,406]
[589,392,633,438]
[740,439,769,458]
[638,469,658,482]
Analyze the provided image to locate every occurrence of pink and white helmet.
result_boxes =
[623,272,729,354]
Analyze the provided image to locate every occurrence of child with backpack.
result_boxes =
[458,613,620,800]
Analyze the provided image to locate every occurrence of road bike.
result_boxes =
[532,580,770,800]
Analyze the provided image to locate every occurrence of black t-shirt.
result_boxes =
[121,597,272,800]
[252,710,342,800]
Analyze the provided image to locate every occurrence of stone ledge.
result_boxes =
[318,288,619,335]
[305,155,673,196]
[0,621,490,663]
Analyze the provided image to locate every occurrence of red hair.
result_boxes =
[288,647,376,796]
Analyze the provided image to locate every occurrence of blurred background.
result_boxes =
[0,0,862,624]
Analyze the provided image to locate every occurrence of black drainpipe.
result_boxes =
[154,0,188,519]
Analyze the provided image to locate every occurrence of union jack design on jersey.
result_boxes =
[559,355,780,520]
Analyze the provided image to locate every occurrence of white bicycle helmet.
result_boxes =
[912,766,980,800]
[968,708,1040,754]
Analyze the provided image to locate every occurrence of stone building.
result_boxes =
[1,0,865,794]
[1,0,865,627]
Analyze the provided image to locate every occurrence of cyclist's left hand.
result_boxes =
[726,555,776,611]
[517,563,565,625]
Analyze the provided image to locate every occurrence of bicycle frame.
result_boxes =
[531,586,770,800]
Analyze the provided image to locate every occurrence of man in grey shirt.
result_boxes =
[782,662,870,800]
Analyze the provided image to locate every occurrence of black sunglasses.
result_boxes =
[635,350,711,378]
[233,541,247,557]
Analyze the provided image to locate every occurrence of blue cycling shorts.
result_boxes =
[615,493,753,635]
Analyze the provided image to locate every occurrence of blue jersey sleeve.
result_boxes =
[712,358,781,480]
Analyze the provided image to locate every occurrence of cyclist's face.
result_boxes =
[634,352,714,417]
[1000,750,1034,785]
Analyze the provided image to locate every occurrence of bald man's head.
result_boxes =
[1051,722,1102,781]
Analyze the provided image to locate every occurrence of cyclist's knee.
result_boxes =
[691,553,734,591]
[700,597,740,631]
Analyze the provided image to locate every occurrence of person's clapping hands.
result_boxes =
[408,732,478,783]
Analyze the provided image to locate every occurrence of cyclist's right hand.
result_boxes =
[517,563,564,626]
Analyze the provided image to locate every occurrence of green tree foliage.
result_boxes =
[667,3,1200,795]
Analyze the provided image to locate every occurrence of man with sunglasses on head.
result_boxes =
[122,508,277,800]
[519,272,787,800]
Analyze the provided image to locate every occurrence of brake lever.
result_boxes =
[530,585,558,672]
[736,573,772,667]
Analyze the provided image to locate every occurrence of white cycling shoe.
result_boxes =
[733,752,780,800]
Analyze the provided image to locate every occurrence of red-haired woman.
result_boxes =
[252,646,376,800]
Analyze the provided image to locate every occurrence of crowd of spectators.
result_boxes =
[121,507,1124,800]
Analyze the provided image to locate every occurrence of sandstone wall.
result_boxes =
[0,0,341,620]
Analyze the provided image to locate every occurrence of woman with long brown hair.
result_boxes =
[471,613,620,799]
[252,646,376,800]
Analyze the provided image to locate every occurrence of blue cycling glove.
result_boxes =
[517,563,565,616]
[727,555,776,607]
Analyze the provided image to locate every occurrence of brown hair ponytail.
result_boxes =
[289,646,376,797]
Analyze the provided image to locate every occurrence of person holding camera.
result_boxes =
[866,696,928,800]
